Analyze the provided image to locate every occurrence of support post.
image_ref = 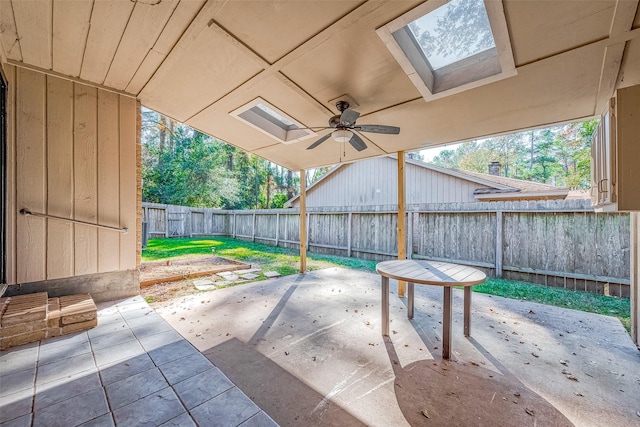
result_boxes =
[164,207,169,238]
[299,169,307,273]
[495,211,503,278]
[631,212,639,345]
[397,151,406,297]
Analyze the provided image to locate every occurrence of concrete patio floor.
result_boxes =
[151,267,640,427]
[0,296,276,427]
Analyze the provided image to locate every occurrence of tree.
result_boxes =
[428,119,597,189]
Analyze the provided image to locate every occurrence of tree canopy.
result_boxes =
[430,120,596,189]
[141,109,299,209]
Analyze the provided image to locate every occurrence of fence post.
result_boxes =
[347,211,353,258]
[495,210,503,278]
[164,207,169,238]
[306,212,310,249]
[232,213,236,239]
[252,212,256,242]
[275,212,280,247]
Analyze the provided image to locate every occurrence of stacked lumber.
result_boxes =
[0,292,97,350]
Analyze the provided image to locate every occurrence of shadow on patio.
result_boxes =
[155,268,640,427]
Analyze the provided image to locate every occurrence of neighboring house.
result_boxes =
[286,157,569,208]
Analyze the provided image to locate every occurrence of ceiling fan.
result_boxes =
[306,101,400,152]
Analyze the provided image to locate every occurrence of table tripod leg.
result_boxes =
[443,287,452,359]
[464,286,471,337]
[382,276,389,336]
[407,282,414,319]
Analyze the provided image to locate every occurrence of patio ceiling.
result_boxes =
[0,0,639,170]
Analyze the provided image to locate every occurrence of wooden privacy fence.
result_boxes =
[142,200,630,297]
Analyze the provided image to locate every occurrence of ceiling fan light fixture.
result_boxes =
[332,129,353,143]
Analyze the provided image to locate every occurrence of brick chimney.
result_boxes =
[488,161,501,176]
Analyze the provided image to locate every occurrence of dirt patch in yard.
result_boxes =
[139,255,253,303]
[140,255,248,284]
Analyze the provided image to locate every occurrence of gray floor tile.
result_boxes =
[239,411,278,427]
[112,387,185,427]
[88,318,128,340]
[40,331,89,349]
[98,353,155,386]
[38,340,92,366]
[190,387,260,427]
[0,344,39,376]
[77,413,115,427]
[89,329,136,351]
[173,367,233,409]
[35,352,96,385]
[158,352,213,385]
[130,320,175,339]
[138,330,183,352]
[34,370,101,411]
[0,412,31,427]
[0,388,33,424]
[158,413,197,427]
[105,367,168,410]
[148,340,198,366]
[124,312,164,328]
[117,304,151,320]
[0,367,35,397]
[93,339,145,368]
[33,387,109,427]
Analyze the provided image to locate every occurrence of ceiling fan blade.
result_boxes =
[349,133,367,151]
[356,124,400,135]
[340,108,360,126]
[306,133,332,150]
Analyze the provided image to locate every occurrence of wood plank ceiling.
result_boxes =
[1,0,639,171]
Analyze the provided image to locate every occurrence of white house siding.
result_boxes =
[294,157,480,208]
[4,65,138,286]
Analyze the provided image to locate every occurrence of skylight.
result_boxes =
[230,98,316,144]
[407,0,495,70]
[377,0,516,101]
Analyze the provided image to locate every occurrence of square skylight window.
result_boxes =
[230,98,316,144]
[377,0,516,101]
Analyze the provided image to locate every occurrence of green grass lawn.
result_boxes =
[143,237,631,331]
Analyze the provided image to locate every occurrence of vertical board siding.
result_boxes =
[5,65,17,284]
[15,68,47,282]
[293,157,481,208]
[118,97,137,270]
[97,90,120,273]
[192,212,205,234]
[6,66,139,284]
[46,77,74,279]
[74,83,98,275]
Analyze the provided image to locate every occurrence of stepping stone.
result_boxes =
[221,274,239,281]
[236,268,261,274]
[215,281,232,287]
[263,271,281,278]
[239,273,259,280]
[218,271,238,277]
[193,280,216,291]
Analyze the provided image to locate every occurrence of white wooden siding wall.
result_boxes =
[5,65,138,284]
[299,157,479,207]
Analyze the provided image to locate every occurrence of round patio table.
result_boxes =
[376,259,486,359]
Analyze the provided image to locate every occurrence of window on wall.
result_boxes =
[377,0,516,101]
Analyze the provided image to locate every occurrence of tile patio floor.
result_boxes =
[0,296,277,427]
